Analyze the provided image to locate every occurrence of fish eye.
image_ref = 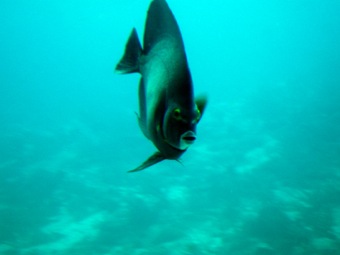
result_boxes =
[173,108,181,120]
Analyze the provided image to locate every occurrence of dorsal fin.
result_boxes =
[143,0,184,54]
[115,28,142,74]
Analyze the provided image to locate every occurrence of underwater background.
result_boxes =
[1,0,340,254]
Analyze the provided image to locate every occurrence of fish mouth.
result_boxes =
[182,136,196,142]
[181,131,196,144]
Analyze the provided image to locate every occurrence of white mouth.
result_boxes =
[180,131,196,149]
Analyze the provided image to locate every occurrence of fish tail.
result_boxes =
[115,28,142,74]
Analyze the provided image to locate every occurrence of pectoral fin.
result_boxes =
[195,95,208,121]
[128,151,165,173]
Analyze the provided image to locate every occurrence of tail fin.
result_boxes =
[115,28,142,74]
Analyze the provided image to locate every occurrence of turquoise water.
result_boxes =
[1,0,340,254]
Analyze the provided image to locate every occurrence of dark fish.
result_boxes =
[116,0,207,172]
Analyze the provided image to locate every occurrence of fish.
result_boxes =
[115,0,207,172]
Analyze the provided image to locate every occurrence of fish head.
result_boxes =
[162,103,203,150]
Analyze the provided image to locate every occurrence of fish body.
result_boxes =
[116,0,207,172]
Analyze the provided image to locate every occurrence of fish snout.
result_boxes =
[180,131,196,149]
